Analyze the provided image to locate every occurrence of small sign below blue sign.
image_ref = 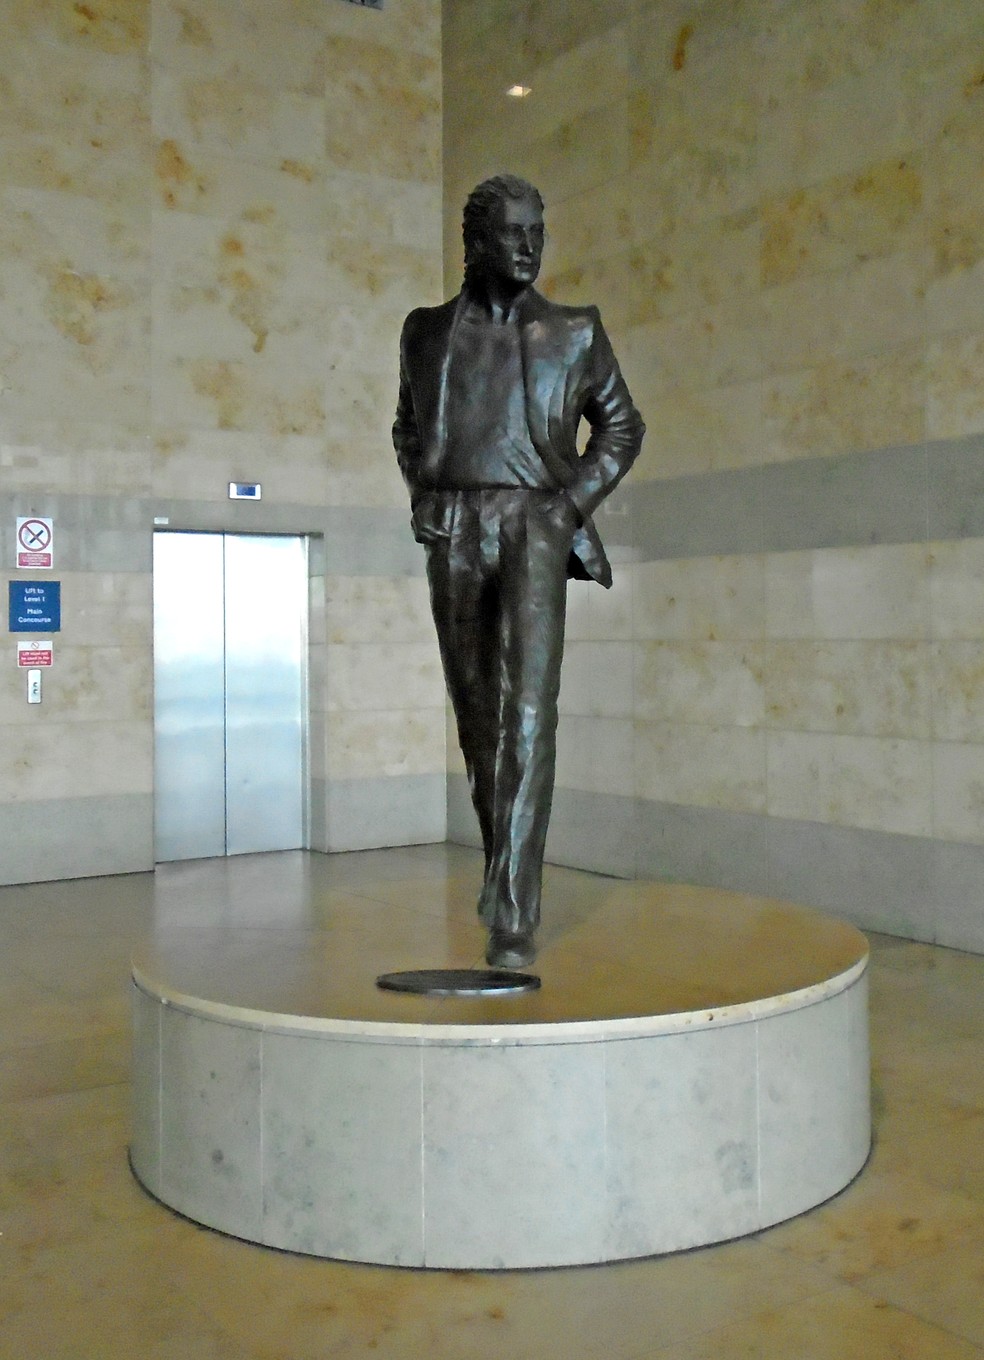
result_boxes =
[8,581,61,633]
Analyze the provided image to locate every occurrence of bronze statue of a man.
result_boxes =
[393,174,644,968]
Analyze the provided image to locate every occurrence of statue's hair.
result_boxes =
[462,174,543,272]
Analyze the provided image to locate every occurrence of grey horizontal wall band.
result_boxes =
[4,431,980,576]
[629,431,984,561]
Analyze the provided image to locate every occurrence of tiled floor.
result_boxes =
[1,845,983,1359]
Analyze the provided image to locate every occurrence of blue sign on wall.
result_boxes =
[8,581,61,633]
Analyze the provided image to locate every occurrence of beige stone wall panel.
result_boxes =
[634,556,766,643]
[634,721,767,813]
[766,731,933,837]
[763,641,931,740]
[635,641,766,728]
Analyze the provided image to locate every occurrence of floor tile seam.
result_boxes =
[1,1074,133,1110]
[850,1273,984,1353]
[641,1280,869,1359]
[0,1027,131,1057]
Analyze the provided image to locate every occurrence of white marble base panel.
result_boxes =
[130,878,870,1267]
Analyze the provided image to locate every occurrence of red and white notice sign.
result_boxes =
[16,517,54,569]
[17,641,53,667]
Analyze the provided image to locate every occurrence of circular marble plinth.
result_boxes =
[130,880,870,1269]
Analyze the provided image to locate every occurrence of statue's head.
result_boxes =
[462,174,545,290]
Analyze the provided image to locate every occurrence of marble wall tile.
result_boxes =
[518,24,630,147]
[0,0,443,878]
[152,71,324,167]
[765,545,930,640]
[755,0,980,103]
[525,0,632,68]
[537,179,633,281]
[325,708,446,782]
[629,378,764,480]
[158,1006,262,1237]
[932,743,984,845]
[761,158,925,288]
[324,34,441,183]
[0,646,152,727]
[421,1042,606,1268]
[764,641,932,740]
[525,99,630,209]
[927,335,984,440]
[635,642,766,727]
[559,641,634,718]
[151,351,325,436]
[151,429,329,504]
[605,1024,759,1258]
[544,208,761,336]
[555,716,634,797]
[630,49,760,227]
[931,643,984,742]
[0,252,150,427]
[151,142,327,231]
[323,575,435,645]
[928,539,984,639]
[564,565,633,639]
[322,772,446,852]
[327,0,439,58]
[325,642,444,713]
[321,369,406,502]
[323,171,442,254]
[150,0,326,97]
[1,184,148,284]
[926,259,984,341]
[762,347,927,463]
[0,424,151,498]
[618,296,767,399]
[634,722,766,813]
[757,59,912,195]
[152,210,327,356]
[0,720,152,802]
[758,251,930,374]
[634,555,766,642]
[325,236,443,321]
[262,1034,424,1264]
[64,571,152,649]
[766,731,933,836]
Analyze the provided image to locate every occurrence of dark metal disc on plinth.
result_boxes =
[376,968,541,996]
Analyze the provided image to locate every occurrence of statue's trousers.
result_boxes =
[420,488,572,937]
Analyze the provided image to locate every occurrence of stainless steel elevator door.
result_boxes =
[153,532,309,862]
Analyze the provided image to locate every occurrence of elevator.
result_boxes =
[153,532,309,862]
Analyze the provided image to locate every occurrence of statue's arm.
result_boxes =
[567,314,645,521]
[392,322,423,503]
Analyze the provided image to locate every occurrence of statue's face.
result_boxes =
[478,195,544,288]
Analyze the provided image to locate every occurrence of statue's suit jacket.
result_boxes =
[393,287,645,587]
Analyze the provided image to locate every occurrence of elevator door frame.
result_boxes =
[153,530,311,863]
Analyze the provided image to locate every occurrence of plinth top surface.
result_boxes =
[134,852,868,1041]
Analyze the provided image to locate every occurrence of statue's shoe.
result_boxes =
[485,930,536,970]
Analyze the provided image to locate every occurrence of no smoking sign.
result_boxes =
[16,517,54,569]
